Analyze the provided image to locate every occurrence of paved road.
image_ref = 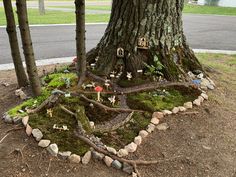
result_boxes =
[1,14,236,64]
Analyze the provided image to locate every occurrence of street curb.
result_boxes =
[1,49,236,71]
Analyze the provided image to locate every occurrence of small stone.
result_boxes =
[139,130,148,138]
[162,110,172,115]
[188,71,195,79]
[184,102,193,109]
[112,160,122,170]
[92,151,105,160]
[197,73,204,79]
[106,147,117,155]
[58,151,71,160]
[15,89,27,100]
[2,82,10,87]
[146,123,155,133]
[26,124,32,136]
[201,78,210,88]
[82,151,92,164]
[32,128,43,141]
[103,156,113,167]
[152,112,164,119]
[134,136,142,145]
[207,77,216,87]
[207,84,214,90]
[124,142,137,153]
[47,144,58,156]
[117,149,128,157]
[193,99,201,106]
[198,96,204,103]
[3,113,12,124]
[89,121,95,129]
[156,123,169,131]
[38,139,51,148]
[122,162,134,174]
[132,172,138,177]
[178,106,186,112]
[150,117,160,125]
[202,145,212,150]
[201,93,208,100]
[172,107,179,114]
[13,117,22,124]
[22,116,29,127]
[68,154,81,163]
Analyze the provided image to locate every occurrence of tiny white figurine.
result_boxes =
[110,71,116,78]
[53,124,69,131]
[137,70,143,73]
[104,79,110,90]
[65,93,71,98]
[126,72,132,81]
[90,63,96,70]
[108,96,116,106]
[47,109,53,118]
[95,57,99,62]
[82,84,87,90]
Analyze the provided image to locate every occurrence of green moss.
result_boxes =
[75,105,92,133]
[127,87,196,112]
[118,77,150,88]
[8,89,50,117]
[29,106,89,155]
[43,73,77,89]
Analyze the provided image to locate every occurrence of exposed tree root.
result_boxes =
[80,94,144,113]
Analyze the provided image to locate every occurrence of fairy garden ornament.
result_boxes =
[95,56,99,62]
[63,78,71,88]
[90,63,96,70]
[47,109,53,118]
[117,47,125,58]
[110,71,116,78]
[53,124,69,131]
[104,79,110,90]
[108,96,116,106]
[126,72,132,81]
[137,37,149,49]
[64,92,71,98]
[94,86,103,102]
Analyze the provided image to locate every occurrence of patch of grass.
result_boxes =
[183,4,236,16]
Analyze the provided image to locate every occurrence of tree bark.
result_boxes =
[38,0,45,15]
[87,0,203,81]
[75,0,86,87]
[16,0,42,96]
[3,0,28,87]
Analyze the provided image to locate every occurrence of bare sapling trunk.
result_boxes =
[16,0,42,96]
[3,0,28,87]
[38,0,45,15]
[75,0,86,87]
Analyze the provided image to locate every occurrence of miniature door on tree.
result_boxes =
[117,47,124,58]
[137,37,149,49]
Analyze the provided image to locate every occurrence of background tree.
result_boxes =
[75,0,86,87]
[38,0,45,15]
[16,0,42,96]
[3,0,28,87]
[87,0,203,81]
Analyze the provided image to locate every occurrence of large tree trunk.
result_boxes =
[16,0,42,96]
[87,0,203,81]
[75,0,86,87]
[3,0,28,87]
[38,0,45,15]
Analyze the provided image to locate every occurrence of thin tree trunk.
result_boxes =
[3,0,28,87]
[16,0,42,96]
[75,0,86,87]
[87,0,203,81]
[38,0,45,15]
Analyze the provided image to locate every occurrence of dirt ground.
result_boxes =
[0,60,236,177]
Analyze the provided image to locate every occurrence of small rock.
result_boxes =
[150,117,160,125]
[2,82,10,87]
[47,144,58,156]
[162,110,172,115]
[58,151,71,160]
[183,102,193,109]
[103,156,113,167]
[178,106,186,112]
[106,146,117,155]
[32,128,43,141]
[172,107,179,114]
[89,121,95,129]
[38,139,51,148]
[13,117,22,124]
[26,124,32,136]
[207,84,214,90]
[193,99,201,106]
[156,123,169,131]
[198,96,204,103]
[138,130,148,138]
[122,162,134,174]
[112,160,122,170]
[117,149,128,157]
[82,151,92,164]
[202,145,212,150]
[146,123,155,133]
[132,172,138,177]
[68,154,81,163]
[201,78,211,88]
[152,112,164,119]
[124,142,137,153]
[197,73,204,79]
[15,89,27,100]
[207,77,216,87]
[22,116,29,127]
[3,113,12,124]
[188,71,195,79]
[92,151,105,160]
[134,136,142,146]
[201,93,208,100]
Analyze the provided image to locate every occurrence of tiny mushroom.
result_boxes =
[126,72,132,80]
[104,79,110,90]
[94,86,103,102]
